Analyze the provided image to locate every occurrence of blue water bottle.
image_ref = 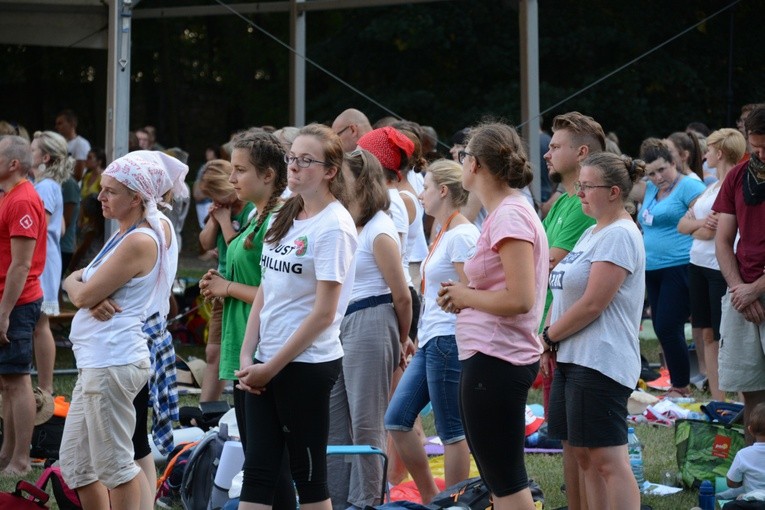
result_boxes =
[698,479,714,510]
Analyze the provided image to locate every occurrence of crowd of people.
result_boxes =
[1,101,764,510]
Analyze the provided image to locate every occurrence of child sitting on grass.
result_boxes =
[722,402,765,507]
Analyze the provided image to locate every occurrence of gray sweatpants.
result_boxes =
[327,303,400,509]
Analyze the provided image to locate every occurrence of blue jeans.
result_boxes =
[646,264,691,388]
[385,335,464,444]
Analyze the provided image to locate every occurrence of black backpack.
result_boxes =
[429,477,545,509]
[30,416,66,461]
[180,424,230,510]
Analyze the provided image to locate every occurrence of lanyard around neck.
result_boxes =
[90,221,141,268]
[420,210,460,295]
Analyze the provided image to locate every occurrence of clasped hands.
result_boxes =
[730,281,765,324]
[199,269,227,301]
[235,362,272,395]
[436,280,470,314]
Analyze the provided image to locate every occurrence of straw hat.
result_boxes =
[0,387,55,426]
[176,356,206,388]
[628,389,660,416]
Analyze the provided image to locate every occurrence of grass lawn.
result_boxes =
[0,321,712,509]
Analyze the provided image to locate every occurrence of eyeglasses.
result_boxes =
[336,125,352,136]
[284,154,330,168]
[574,182,612,193]
[458,150,475,164]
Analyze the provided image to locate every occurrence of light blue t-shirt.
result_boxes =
[34,178,63,305]
[638,176,705,270]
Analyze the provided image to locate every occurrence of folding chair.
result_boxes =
[326,444,389,503]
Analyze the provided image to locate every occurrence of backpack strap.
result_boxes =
[15,480,50,506]
[157,441,199,491]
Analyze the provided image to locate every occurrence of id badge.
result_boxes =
[641,208,654,226]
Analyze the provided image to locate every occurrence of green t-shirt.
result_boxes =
[219,212,269,380]
[540,192,595,329]
[216,202,255,275]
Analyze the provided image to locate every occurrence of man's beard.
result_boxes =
[550,170,562,184]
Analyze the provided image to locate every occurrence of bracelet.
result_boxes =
[226,282,232,297]
[542,326,558,352]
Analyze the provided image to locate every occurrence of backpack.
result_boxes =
[430,477,492,509]
[30,416,66,461]
[156,441,199,504]
[35,466,82,510]
[0,480,50,509]
[429,477,545,509]
[180,425,230,510]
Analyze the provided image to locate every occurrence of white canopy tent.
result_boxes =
[0,0,541,199]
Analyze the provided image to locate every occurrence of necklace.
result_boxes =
[421,210,460,294]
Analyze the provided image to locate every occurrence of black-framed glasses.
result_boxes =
[284,154,330,168]
[574,181,612,193]
[336,125,352,136]
[458,150,475,164]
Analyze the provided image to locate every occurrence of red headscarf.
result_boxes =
[357,127,415,182]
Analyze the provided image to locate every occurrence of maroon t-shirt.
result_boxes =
[713,160,765,284]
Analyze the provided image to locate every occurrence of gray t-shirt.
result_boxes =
[550,219,645,389]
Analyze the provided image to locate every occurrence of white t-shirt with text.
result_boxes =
[256,201,358,364]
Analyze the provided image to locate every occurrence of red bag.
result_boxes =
[0,479,50,508]
[35,466,81,509]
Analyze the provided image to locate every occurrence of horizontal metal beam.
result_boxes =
[0,3,108,49]
[133,0,450,19]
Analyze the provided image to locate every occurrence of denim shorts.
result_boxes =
[0,298,42,374]
[385,335,464,444]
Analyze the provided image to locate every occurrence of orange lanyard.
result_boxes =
[420,210,460,295]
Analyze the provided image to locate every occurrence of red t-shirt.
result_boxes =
[713,160,765,284]
[0,180,46,305]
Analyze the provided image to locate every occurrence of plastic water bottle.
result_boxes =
[627,427,645,489]
[698,479,715,510]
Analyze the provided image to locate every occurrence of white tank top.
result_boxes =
[388,190,413,286]
[400,189,429,263]
[70,227,159,368]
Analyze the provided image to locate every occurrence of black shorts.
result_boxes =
[409,286,420,341]
[688,263,727,340]
[547,362,631,448]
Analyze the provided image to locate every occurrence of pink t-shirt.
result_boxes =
[456,194,549,365]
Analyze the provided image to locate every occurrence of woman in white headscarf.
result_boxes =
[60,152,183,510]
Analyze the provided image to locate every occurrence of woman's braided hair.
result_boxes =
[230,129,288,249]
